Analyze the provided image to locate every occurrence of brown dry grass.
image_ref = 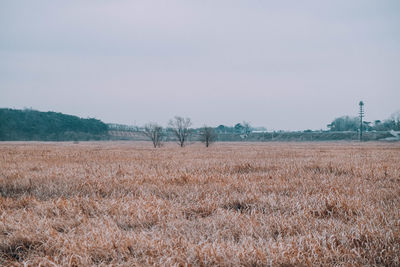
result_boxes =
[0,142,399,266]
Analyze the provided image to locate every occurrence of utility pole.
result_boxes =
[359,101,364,141]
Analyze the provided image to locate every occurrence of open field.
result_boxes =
[0,142,399,266]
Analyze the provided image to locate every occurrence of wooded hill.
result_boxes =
[0,108,109,141]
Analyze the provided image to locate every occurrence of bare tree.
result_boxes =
[143,123,163,148]
[199,126,217,147]
[168,116,192,147]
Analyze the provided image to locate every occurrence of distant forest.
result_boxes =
[0,108,108,141]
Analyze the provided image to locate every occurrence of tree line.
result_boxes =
[144,112,400,147]
[142,116,266,148]
[327,114,400,132]
[0,108,108,141]
[1,107,399,143]
[144,116,218,148]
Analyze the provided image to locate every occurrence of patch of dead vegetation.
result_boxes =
[0,142,399,266]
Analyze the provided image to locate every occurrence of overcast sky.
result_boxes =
[1,0,399,130]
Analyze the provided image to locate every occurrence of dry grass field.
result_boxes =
[0,142,399,266]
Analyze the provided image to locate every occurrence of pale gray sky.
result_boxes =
[1,0,399,130]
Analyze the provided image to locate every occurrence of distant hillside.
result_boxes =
[0,108,109,141]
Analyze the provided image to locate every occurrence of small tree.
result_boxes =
[143,123,163,148]
[234,123,244,134]
[168,116,192,147]
[327,116,359,131]
[235,121,252,139]
[390,111,400,131]
[242,121,252,136]
[199,126,217,147]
